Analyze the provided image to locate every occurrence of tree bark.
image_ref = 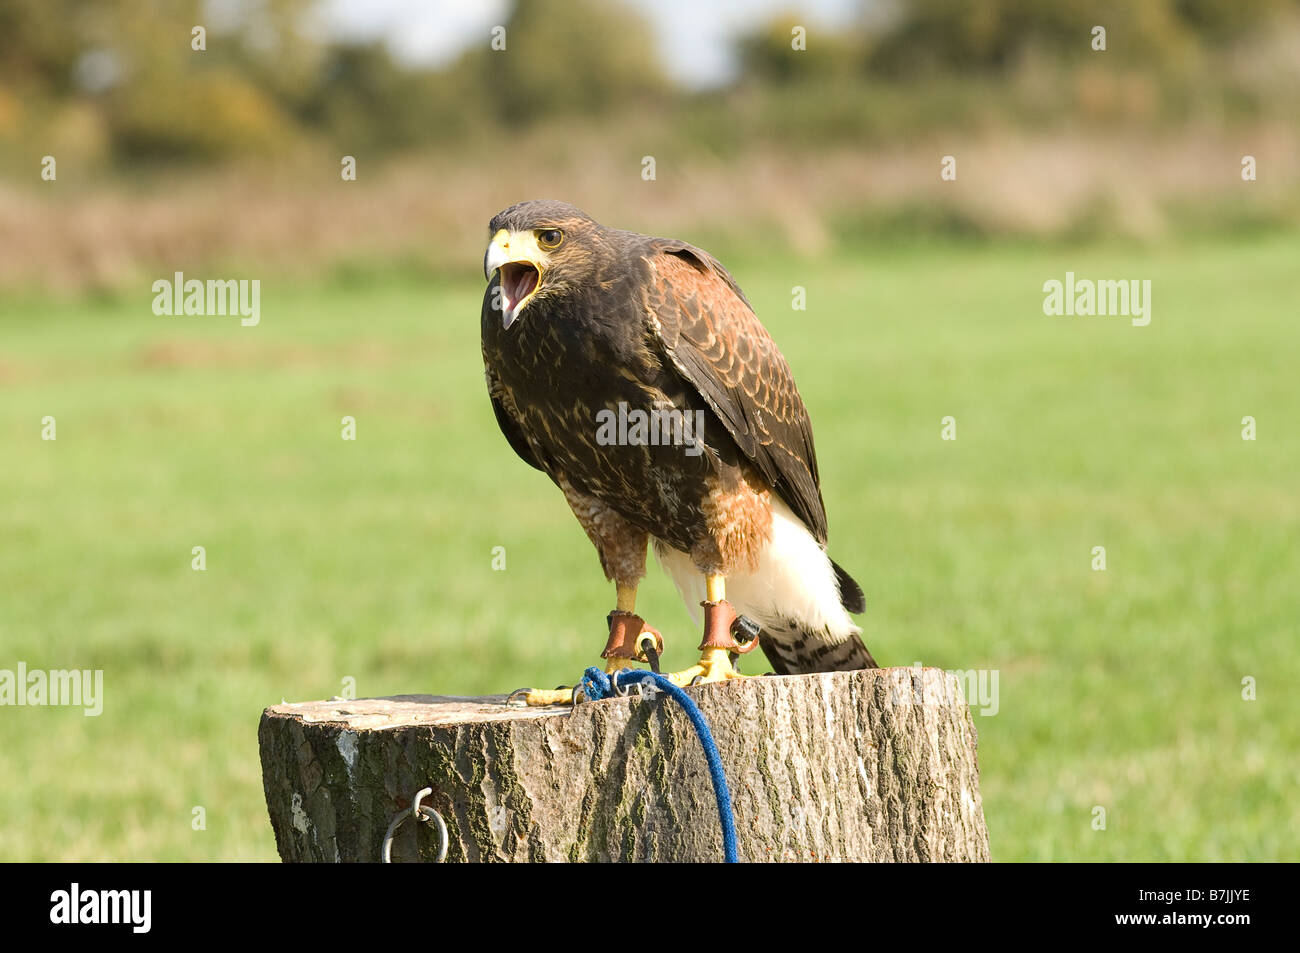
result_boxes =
[258,667,990,862]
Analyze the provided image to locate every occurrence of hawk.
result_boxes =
[481,200,876,705]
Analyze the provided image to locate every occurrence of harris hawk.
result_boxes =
[481,200,876,705]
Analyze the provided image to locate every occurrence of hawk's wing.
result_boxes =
[484,357,547,474]
[639,240,829,545]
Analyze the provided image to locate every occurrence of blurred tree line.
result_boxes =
[741,0,1295,79]
[0,0,1296,170]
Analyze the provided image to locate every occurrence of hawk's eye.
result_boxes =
[536,228,563,250]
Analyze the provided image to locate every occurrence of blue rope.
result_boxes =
[579,666,738,863]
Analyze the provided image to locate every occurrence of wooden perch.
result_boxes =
[258,667,990,862]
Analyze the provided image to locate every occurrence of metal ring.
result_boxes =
[381,787,448,863]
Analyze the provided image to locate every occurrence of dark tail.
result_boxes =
[832,558,866,614]
[759,558,877,674]
[760,628,877,674]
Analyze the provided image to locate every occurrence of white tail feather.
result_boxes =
[652,497,858,646]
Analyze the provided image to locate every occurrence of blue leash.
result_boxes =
[578,666,738,863]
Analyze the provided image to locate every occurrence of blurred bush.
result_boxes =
[2,0,1298,171]
[0,0,1297,291]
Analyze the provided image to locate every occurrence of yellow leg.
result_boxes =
[706,574,725,603]
[509,574,746,707]
[509,581,647,706]
[662,574,748,688]
[615,583,637,613]
[604,582,642,674]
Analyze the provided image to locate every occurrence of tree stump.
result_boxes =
[258,666,990,862]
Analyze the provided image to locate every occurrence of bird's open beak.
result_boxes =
[484,228,545,330]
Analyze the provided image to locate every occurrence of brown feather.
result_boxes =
[636,243,829,544]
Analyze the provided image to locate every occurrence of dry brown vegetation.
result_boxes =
[3,119,1297,295]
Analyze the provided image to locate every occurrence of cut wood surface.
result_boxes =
[259,666,990,862]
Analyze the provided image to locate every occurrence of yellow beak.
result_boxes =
[484,228,547,329]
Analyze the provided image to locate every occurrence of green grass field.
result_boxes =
[2,232,1297,861]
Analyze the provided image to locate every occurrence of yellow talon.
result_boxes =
[661,575,750,688]
[510,645,743,706]
[509,581,658,707]
[509,686,577,707]
[663,647,747,688]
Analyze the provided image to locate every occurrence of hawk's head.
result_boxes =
[484,200,600,329]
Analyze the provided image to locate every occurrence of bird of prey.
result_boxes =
[481,200,876,705]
